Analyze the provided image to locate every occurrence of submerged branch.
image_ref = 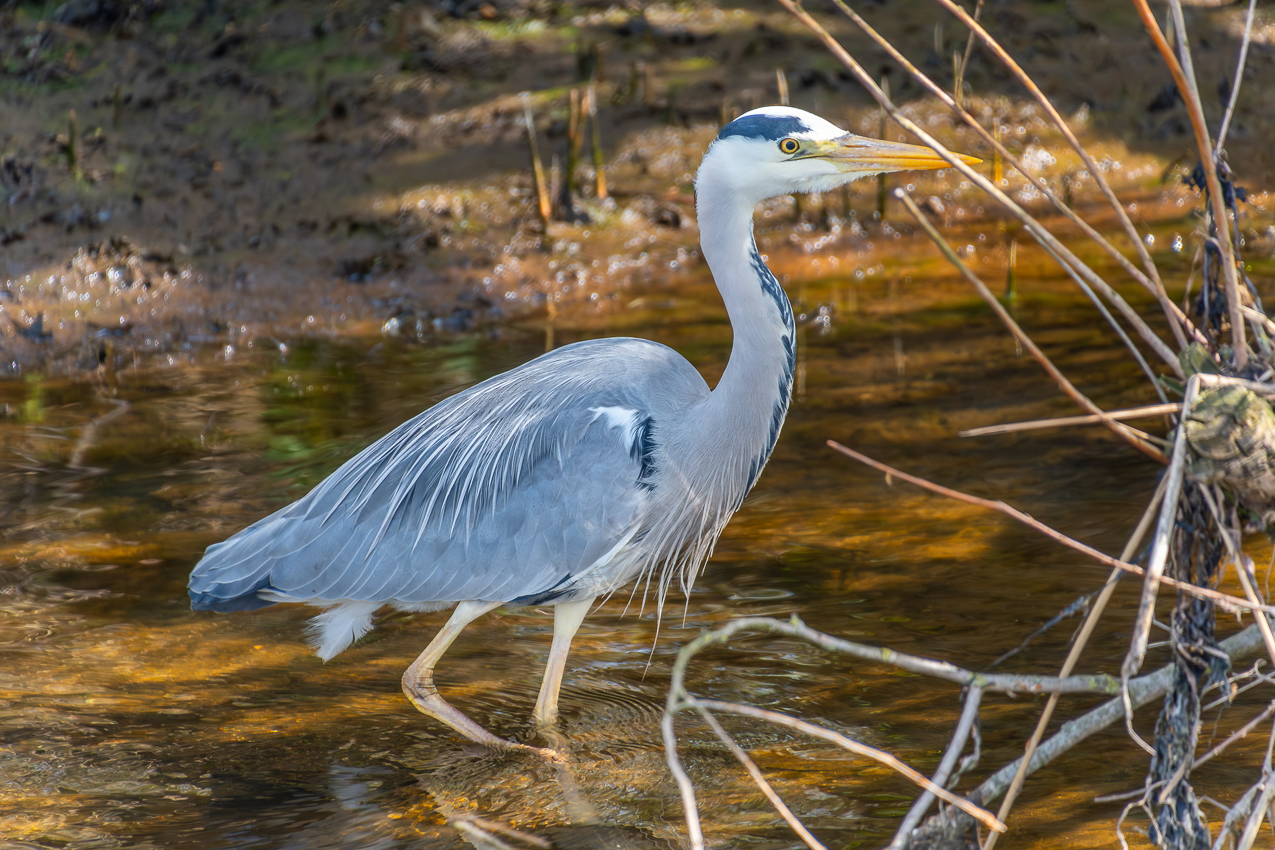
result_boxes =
[1123,374,1199,680]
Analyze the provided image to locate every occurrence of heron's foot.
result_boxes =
[534,717,572,756]
[402,677,565,762]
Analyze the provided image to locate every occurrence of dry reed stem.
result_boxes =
[1123,372,1199,681]
[1237,777,1275,850]
[1217,0,1257,150]
[894,188,1168,461]
[1131,0,1246,369]
[983,474,1168,850]
[952,0,982,111]
[520,93,552,228]
[1234,555,1275,672]
[1191,699,1275,772]
[924,0,1188,349]
[829,0,1201,354]
[1242,305,1275,339]
[1208,513,1275,673]
[891,684,985,848]
[565,88,582,208]
[959,403,1182,438]
[825,440,1272,616]
[691,702,828,850]
[791,0,1185,380]
[586,85,608,200]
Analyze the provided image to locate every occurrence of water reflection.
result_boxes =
[0,260,1202,849]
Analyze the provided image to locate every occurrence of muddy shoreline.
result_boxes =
[2,0,1274,377]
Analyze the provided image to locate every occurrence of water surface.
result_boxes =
[0,248,1257,849]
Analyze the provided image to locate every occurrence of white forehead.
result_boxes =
[715,106,847,143]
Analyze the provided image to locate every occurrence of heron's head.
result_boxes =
[698,106,980,204]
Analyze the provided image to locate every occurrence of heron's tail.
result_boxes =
[187,525,282,611]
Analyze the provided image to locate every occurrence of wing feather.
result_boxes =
[189,338,708,612]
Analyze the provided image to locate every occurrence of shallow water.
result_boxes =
[0,241,1265,850]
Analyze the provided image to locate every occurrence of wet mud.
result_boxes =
[1,0,1274,376]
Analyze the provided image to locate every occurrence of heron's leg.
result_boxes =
[531,596,595,728]
[403,600,557,758]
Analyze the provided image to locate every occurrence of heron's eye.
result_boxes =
[778,138,800,155]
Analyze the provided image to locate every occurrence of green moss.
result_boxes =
[471,19,549,39]
[671,56,718,73]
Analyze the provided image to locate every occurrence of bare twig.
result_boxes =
[895,189,1168,462]
[671,616,1123,697]
[960,403,1182,438]
[984,474,1169,849]
[828,0,1200,353]
[450,815,552,849]
[925,0,1186,348]
[685,697,1006,833]
[1192,699,1275,772]
[1131,0,1246,368]
[781,0,1186,379]
[825,440,1274,616]
[1198,486,1275,672]
[1123,373,1200,680]
[693,703,829,850]
[1237,775,1275,850]
[1217,0,1257,150]
[663,709,706,849]
[892,685,985,848]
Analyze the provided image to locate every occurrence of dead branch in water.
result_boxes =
[663,616,1267,850]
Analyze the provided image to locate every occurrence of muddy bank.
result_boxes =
[1,0,1273,376]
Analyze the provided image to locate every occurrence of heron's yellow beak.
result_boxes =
[809,134,981,174]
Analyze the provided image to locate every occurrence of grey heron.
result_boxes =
[188,106,977,757]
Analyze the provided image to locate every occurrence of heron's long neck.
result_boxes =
[689,181,797,495]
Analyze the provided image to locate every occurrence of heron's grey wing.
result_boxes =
[188,338,707,612]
